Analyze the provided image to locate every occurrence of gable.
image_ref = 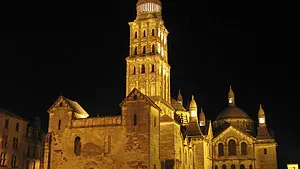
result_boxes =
[119,88,161,111]
[47,96,89,118]
[213,126,255,144]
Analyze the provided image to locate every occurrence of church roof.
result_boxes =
[257,125,273,140]
[186,121,203,137]
[216,106,251,120]
[119,88,161,111]
[64,97,89,117]
[200,120,211,135]
[213,125,256,140]
[171,98,186,111]
[47,96,89,118]
[160,114,174,123]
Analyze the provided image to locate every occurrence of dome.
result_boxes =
[216,106,250,120]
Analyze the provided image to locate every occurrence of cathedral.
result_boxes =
[43,0,278,169]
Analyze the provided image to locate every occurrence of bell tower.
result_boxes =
[126,0,171,104]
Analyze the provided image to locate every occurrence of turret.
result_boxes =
[189,95,198,122]
[199,108,206,127]
[228,85,235,106]
[258,104,266,126]
[177,90,183,105]
[257,104,272,139]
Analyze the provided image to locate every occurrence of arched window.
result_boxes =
[58,120,61,130]
[104,135,111,154]
[215,166,218,169]
[228,139,236,156]
[240,164,245,169]
[231,164,235,169]
[134,47,137,55]
[152,29,155,36]
[218,143,224,156]
[249,165,253,169]
[222,164,226,169]
[143,30,146,37]
[141,65,145,74]
[264,148,267,154]
[74,137,81,156]
[152,44,155,53]
[241,142,247,155]
[135,31,137,38]
[184,150,187,163]
[143,46,146,55]
[133,66,136,75]
[134,114,137,126]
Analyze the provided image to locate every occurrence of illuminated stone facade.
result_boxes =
[0,109,44,169]
[43,0,277,169]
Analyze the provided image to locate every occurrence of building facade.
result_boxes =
[43,0,278,169]
[0,109,44,169]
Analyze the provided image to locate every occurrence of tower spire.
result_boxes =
[177,89,183,105]
[228,85,235,106]
[258,104,266,126]
[199,108,206,127]
[257,104,272,139]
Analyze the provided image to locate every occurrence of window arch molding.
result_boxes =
[74,136,82,156]
[218,143,225,156]
[240,141,248,155]
[226,137,238,145]
[215,140,226,156]
[227,138,237,156]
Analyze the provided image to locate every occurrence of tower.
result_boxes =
[126,0,171,104]
[255,104,278,169]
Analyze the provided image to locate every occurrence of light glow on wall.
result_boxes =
[259,117,265,124]
[287,164,298,169]
[158,43,161,53]
[190,110,197,118]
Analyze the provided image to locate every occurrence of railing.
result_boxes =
[72,116,122,128]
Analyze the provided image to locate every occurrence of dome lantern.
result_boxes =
[189,95,198,119]
[136,0,162,16]
[228,85,235,107]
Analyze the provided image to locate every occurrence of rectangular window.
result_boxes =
[4,119,9,129]
[11,155,17,167]
[0,152,3,166]
[133,114,137,126]
[2,135,8,149]
[154,164,156,169]
[13,137,19,149]
[154,117,156,127]
[27,145,31,156]
[0,153,6,166]
[264,148,267,154]
[15,123,19,132]
[33,160,35,169]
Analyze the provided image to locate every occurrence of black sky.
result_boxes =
[0,0,296,168]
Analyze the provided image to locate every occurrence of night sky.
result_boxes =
[0,0,296,168]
